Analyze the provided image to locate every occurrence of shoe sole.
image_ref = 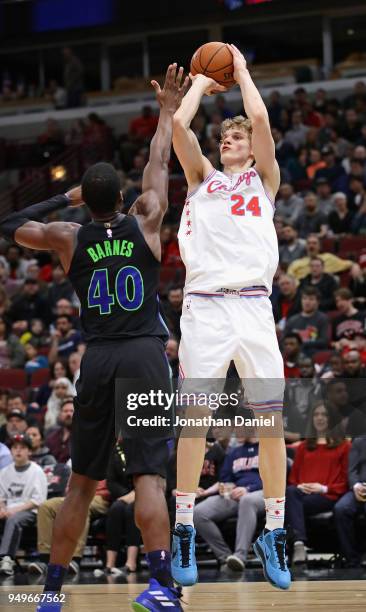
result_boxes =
[253,541,290,591]
[131,604,149,612]
[171,572,198,587]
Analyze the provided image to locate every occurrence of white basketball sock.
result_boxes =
[175,491,196,527]
[264,497,285,531]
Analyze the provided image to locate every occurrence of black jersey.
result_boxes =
[68,214,168,343]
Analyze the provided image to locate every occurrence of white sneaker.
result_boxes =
[226,554,245,571]
[28,560,47,575]
[68,560,80,575]
[0,556,15,576]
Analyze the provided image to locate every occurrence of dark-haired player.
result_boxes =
[0,64,188,612]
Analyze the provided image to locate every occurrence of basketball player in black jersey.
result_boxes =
[0,64,188,612]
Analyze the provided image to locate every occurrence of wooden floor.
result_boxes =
[1,581,366,611]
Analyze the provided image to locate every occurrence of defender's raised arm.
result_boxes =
[130,64,188,230]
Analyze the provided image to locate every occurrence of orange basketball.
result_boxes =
[190,42,235,88]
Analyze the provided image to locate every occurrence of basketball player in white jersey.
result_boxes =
[170,45,291,590]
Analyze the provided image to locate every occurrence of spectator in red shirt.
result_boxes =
[286,402,350,564]
[129,105,158,144]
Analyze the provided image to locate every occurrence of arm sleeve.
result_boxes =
[0,195,69,240]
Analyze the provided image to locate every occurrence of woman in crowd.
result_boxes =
[45,377,75,431]
[26,423,56,467]
[35,359,72,408]
[286,401,350,564]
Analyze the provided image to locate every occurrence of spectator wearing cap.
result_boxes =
[285,110,309,150]
[275,183,304,224]
[332,289,366,348]
[314,178,335,216]
[0,409,28,445]
[45,399,73,463]
[299,257,338,311]
[8,278,52,325]
[278,223,306,266]
[284,286,329,355]
[328,193,354,235]
[0,315,25,369]
[288,234,354,281]
[314,146,346,191]
[0,434,47,576]
[294,192,328,239]
[349,253,366,305]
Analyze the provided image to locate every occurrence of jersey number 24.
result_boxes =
[230,195,261,217]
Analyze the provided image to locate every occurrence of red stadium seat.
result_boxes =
[30,368,50,388]
[321,238,337,254]
[313,350,332,365]
[0,369,27,390]
[338,236,366,259]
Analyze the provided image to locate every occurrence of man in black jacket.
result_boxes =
[334,437,366,566]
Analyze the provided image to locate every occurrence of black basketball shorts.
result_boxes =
[71,336,172,481]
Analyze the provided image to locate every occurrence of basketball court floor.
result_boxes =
[1,567,366,611]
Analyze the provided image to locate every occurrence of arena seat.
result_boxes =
[313,350,333,365]
[338,237,366,259]
[30,368,50,388]
[0,369,27,390]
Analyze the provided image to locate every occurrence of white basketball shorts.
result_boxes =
[178,293,285,412]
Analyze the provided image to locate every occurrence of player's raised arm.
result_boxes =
[0,187,82,272]
[130,64,188,230]
[173,75,226,191]
[228,44,280,201]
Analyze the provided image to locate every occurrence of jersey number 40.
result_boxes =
[87,266,144,315]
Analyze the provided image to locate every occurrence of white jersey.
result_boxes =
[178,167,279,296]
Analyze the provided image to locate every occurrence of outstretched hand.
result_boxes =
[151,63,190,113]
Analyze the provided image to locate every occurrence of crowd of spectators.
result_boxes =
[1,80,366,578]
